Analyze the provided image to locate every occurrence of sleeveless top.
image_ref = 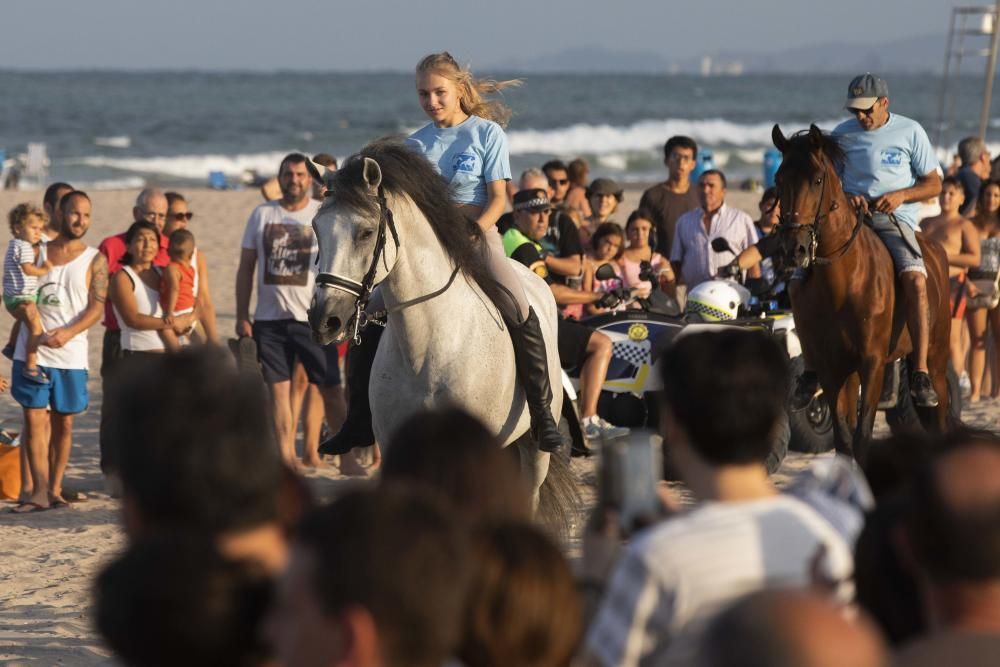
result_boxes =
[15,245,99,370]
[979,237,1000,274]
[114,265,165,352]
[169,260,197,313]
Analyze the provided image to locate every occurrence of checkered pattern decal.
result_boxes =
[612,340,651,369]
[687,300,734,321]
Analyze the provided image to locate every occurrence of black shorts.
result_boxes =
[557,318,593,371]
[252,319,341,386]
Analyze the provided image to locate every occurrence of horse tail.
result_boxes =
[518,439,581,544]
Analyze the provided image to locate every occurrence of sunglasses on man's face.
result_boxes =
[849,101,880,117]
[170,212,194,221]
[548,178,569,187]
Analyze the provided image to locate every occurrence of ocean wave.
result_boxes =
[66,151,297,179]
[94,135,131,148]
[506,117,844,156]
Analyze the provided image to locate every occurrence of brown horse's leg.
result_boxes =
[853,359,886,467]
[826,374,853,459]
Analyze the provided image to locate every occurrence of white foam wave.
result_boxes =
[94,135,131,148]
[68,151,293,179]
[78,176,147,190]
[507,117,843,156]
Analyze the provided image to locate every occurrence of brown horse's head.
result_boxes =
[771,124,847,269]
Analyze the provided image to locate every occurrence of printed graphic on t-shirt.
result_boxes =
[37,280,64,307]
[263,223,313,286]
[880,149,903,166]
[453,153,477,174]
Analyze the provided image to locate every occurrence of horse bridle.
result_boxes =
[314,186,460,344]
[314,187,400,345]
[778,163,864,267]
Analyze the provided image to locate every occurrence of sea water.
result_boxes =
[2,70,998,189]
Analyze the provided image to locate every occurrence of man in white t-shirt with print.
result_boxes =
[582,329,854,666]
[236,153,345,467]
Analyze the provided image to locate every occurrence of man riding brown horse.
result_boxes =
[789,73,944,412]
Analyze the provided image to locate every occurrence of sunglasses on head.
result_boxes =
[171,212,194,221]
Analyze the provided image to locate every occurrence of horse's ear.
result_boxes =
[772,124,788,153]
[362,157,383,195]
[808,124,824,149]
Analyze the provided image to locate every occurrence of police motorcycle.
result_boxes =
[563,239,831,467]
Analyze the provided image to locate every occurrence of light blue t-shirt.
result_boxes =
[832,113,938,229]
[406,115,511,208]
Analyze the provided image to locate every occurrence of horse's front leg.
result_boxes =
[822,373,852,459]
[853,358,886,467]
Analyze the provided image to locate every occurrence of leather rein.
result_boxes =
[779,166,865,267]
[314,187,460,344]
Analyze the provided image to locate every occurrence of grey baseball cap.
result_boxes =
[845,73,889,109]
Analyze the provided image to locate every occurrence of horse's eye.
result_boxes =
[815,176,823,185]
[359,229,375,241]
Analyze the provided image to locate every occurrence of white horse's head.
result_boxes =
[308,156,399,345]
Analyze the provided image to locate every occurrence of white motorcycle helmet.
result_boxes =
[685,280,742,322]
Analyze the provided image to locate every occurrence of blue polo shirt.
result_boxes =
[832,114,939,229]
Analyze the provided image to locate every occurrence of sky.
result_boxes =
[0,0,953,70]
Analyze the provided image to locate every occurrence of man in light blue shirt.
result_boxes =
[794,74,943,408]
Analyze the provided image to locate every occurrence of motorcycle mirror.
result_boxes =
[595,263,618,281]
[711,237,734,254]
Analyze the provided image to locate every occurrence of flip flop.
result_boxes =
[61,490,87,503]
[21,367,50,385]
[9,502,50,514]
[49,498,70,509]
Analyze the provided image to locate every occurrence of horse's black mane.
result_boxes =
[781,128,846,175]
[325,139,505,310]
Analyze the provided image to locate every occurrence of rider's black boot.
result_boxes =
[910,370,940,408]
[791,370,822,411]
[507,307,564,453]
[318,326,382,456]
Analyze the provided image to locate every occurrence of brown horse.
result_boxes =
[771,124,951,463]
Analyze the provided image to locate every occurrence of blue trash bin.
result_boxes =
[690,149,715,184]
[763,148,782,189]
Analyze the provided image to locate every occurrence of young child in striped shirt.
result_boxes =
[4,204,53,384]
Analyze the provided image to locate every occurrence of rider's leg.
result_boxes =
[788,273,822,410]
[319,289,384,456]
[485,228,563,452]
[576,329,629,439]
[872,212,938,407]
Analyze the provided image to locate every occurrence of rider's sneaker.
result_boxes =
[790,371,822,411]
[582,415,630,441]
[910,371,940,408]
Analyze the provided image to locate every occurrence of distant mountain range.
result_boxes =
[490,33,956,75]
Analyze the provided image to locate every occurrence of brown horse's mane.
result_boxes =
[780,129,846,176]
[322,138,504,311]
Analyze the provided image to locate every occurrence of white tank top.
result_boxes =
[15,245,99,370]
[113,265,165,352]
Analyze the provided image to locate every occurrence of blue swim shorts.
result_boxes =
[11,360,89,414]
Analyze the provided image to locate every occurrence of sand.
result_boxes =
[0,185,997,664]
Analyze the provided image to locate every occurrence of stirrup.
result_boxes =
[791,372,822,411]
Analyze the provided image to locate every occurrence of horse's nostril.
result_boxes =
[326,316,341,332]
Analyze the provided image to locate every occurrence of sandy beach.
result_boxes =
[0,185,997,664]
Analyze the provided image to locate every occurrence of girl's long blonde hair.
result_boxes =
[416,52,521,128]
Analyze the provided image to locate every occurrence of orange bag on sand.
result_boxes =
[0,444,21,500]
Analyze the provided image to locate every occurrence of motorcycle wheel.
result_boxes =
[787,356,835,453]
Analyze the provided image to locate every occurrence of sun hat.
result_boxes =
[586,177,623,202]
[513,189,552,212]
[845,73,888,109]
